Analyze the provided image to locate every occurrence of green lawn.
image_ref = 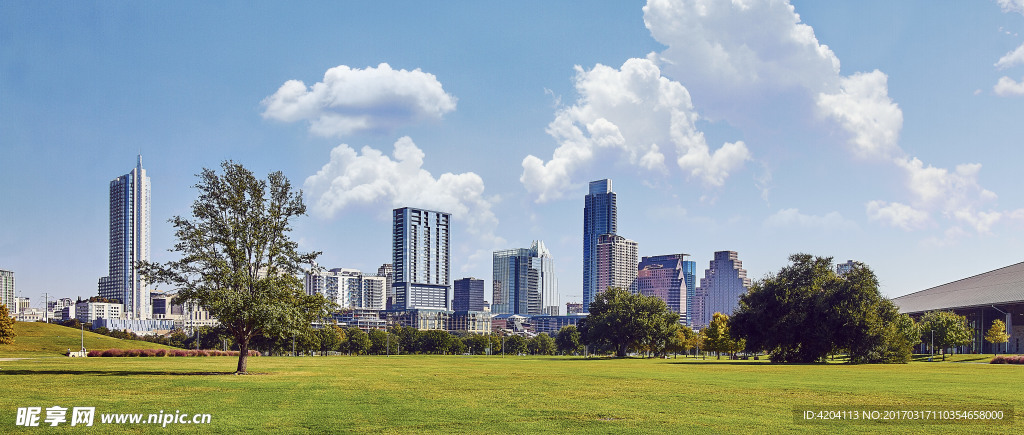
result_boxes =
[0,322,177,357]
[1,353,1021,433]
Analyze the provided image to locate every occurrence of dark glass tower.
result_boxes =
[583,179,616,311]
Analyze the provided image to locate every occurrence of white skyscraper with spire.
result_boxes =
[98,155,151,320]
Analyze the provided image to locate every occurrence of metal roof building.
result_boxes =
[893,262,1024,354]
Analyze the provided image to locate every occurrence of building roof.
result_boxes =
[892,262,1024,314]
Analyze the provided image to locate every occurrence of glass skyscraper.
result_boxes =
[693,251,751,328]
[453,277,485,312]
[637,254,691,318]
[392,207,451,310]
[492,240,558,315]
[583,179,616,311]
[98,155,150,320]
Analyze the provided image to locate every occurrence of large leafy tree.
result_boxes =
[555,325,583,356]
[732,254,914,363]
[579,287,680,357]
[985,319,1010,355]
[0,304,16,345]
[919,311,973,360]
[139,161,332,373]
[528,333,556,355]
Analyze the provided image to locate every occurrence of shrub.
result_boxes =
[101,349,123,357]
[87,350,103,357]
[155,349,167,357]
[990,355,1024,364]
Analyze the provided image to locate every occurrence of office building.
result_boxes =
[836,260,857,276]
[492,241,559,315]
[377,263,394,308]
[681,259,697,326]
[693,251,751,328]
[362,275,387,311]
[392,207,451,310]
[0,269,14,313]
[453,277,485,312]
[596,234,638,295]
[75,300,124,324]
[98,155,151,320]
[583,179,616,311]
[637,254,691,318]
[566,302,584,315]
[15,297,31,314]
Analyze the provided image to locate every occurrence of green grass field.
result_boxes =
[2,324,1022,433]
[0,322,177,357]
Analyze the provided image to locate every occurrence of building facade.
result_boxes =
[595,234,638,296]
[1,269,15,313]
[681,259,697,326]
[637,254,690,318]
[453,277,485,312]
[492,241,559,315]
[693,251,751,328]
[836,260,857,276]
[392,207,451,310]
[305,268,386,310]
[583,179,616,311]
[565,302,584,315]
[98,155,151,320]
[75,301,124,323]
[377,263,394,308]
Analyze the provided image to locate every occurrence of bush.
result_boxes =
[87,350,103,357]
[101,349,123,357]
[155,349,167,357]
[990,355,1024,364]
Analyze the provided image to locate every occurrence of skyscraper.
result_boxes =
[583,179,616,311]
[492,240,559,315]
[596,234,638,296]
[0,269,14,312]
[693,251,751,328]
[453,277,485,311]
[637,254,690,317]
[392,207,451,310]
[98,155,150,320]
[681,259,697,326]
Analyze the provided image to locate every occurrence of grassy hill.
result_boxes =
[0,321,179,357]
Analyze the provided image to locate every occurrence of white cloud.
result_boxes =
[640,0,1014,237]
[866,201,931,230]
[643,0,840,100]
[817,70,903,159]
[998,0,1024,15]
[995,43,1024,69]
[994,76,1024,96]
[304,137,502,250]
[521,58,749,202]
[262,63,457,137]
[764,208,857,231]
[891,157,1002,233]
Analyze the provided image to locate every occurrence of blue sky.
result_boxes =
[3,1,1023,311]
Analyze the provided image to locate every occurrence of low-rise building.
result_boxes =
[76,301,123,323]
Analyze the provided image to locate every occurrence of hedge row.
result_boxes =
[86,349,261,357]
[989,355,1024,364]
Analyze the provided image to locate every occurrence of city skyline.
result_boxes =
[3,1,1023,308]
